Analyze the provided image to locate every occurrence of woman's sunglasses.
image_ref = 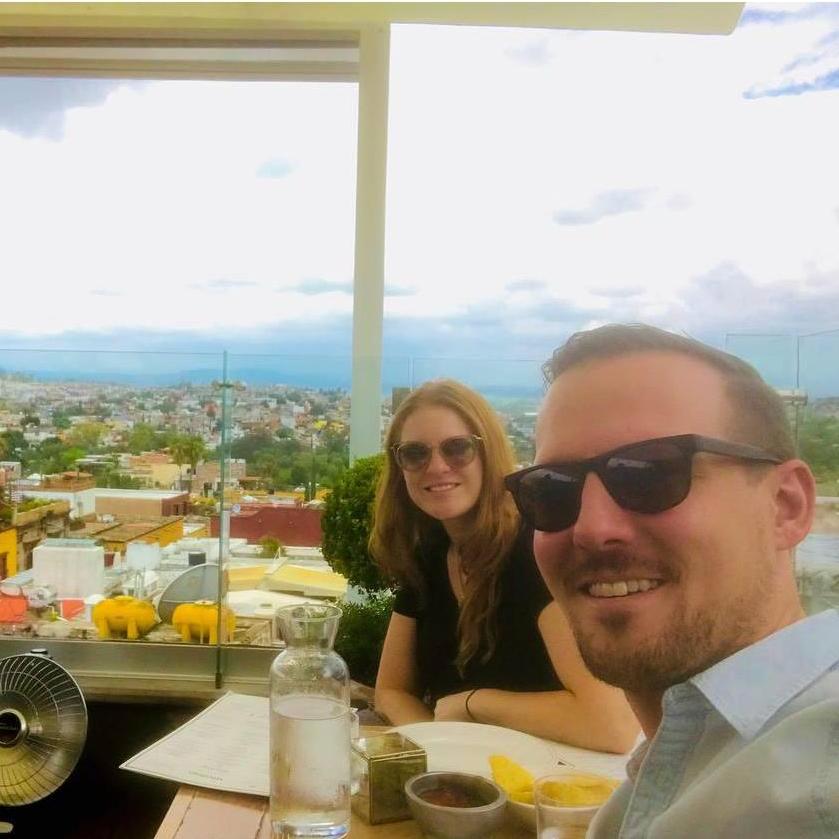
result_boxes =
[504,434,782,533]
[392,434,483,472]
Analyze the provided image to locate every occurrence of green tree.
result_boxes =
[32,439,86,474]
[127,422,158,454]
[66,421,107,450]
[184,435,206,473]
[230,431,276,462]
[798,413,839,487]
[170,434,206,489]
[321,453,387,592]
[52,411,71,430]
[98,468,145,489]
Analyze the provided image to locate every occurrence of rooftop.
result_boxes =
[94,488,188,500]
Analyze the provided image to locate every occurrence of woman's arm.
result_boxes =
[374,611,434,725]
[434,603,640,753]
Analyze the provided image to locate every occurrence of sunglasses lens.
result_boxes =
[604,441,691,513]
[511,467,582,532]
[396,442,431,471]
[440,436,477,468]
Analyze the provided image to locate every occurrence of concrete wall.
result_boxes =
[22,488,96,518]
[95,493,189,518]
[210,505,323,547]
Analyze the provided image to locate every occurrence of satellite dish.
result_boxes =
[0,650,87,808]
[156,563,220,624]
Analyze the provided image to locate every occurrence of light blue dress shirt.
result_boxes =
[588,609,839,838]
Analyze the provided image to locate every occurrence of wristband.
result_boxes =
[465,688,480,722]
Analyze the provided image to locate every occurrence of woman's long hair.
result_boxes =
[369,379,521,673]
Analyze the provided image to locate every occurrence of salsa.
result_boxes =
[418,783,486,808]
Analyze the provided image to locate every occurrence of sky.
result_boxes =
[1,3,838,392]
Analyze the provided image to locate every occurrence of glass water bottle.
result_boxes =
[270,603,351,839]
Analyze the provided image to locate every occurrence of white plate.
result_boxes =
[391,721,562,779]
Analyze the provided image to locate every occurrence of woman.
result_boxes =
[370,379,639,752]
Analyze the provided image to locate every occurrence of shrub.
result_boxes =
[259,536,283,559]
[334,592,395,687]
[321,453,387,592]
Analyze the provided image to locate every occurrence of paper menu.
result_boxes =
[121,692,270,797]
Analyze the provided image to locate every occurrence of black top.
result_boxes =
[392,524,562,705]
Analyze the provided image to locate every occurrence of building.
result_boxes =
[190,459,246,494]
[0,526,17,579]
[124,454,183,489]
[71,515,185,554]
[94,488,190,518]
[210,503,323,547]
[10,500,72,573]
[17,471,98,518]
[0,461,22,481]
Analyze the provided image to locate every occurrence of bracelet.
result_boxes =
[465,688,480,722]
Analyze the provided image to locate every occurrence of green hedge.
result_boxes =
[334,592,395,688]
[321,453,387,592]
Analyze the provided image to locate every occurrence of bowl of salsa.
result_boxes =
[404,770,507,838]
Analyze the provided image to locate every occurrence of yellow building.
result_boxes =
[126,458,184,489]
[0,527,18,579]
[72,516,185,554]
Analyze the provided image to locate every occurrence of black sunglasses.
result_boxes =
[504,434,782,533]
[392,434,482,472]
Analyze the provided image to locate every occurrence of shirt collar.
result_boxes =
[688,609,839,740]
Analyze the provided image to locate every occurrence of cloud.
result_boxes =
[588,286,645,299]
[781,27,839,73]
[192,279,258,291]
[740,5,839,99]
[4,263,839,396]
[666,193,693,212]
[505,40,552,67]
[0,78,144,140]
[384,284,416,297]
[552,189,651,226]
[90,289,122,297]
[288,278,352,295]
[745,66,839,98]
[670,262,839,338]
[738,4,839,27]
[255,158,294,179]
[506,279,546,292]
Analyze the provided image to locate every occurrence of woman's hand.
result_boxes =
[433,690,473,721]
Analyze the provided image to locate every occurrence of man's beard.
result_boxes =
[573,607,719,693]
[560,549,774,694]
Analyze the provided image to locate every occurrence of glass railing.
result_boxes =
[0,348,549,692]
[0,348,231,689]
[398,355,545,467]
[726,331,839,615]
[4,339,837,685]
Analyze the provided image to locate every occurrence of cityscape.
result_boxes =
[0,365,544,651]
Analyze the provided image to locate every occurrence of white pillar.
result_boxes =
[349,24,390,462]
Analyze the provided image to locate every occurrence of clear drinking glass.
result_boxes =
[534,770,611,839]
[270,604,351,838]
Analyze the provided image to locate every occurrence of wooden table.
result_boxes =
[154,784,532,838]
[152,723,531,838]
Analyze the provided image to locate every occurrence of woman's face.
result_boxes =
[397,405,484,531]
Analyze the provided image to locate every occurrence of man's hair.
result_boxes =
[543,323,796,461]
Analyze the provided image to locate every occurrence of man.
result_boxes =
[505,324,839,837]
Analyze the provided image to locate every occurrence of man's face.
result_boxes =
[533,351,784,693]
